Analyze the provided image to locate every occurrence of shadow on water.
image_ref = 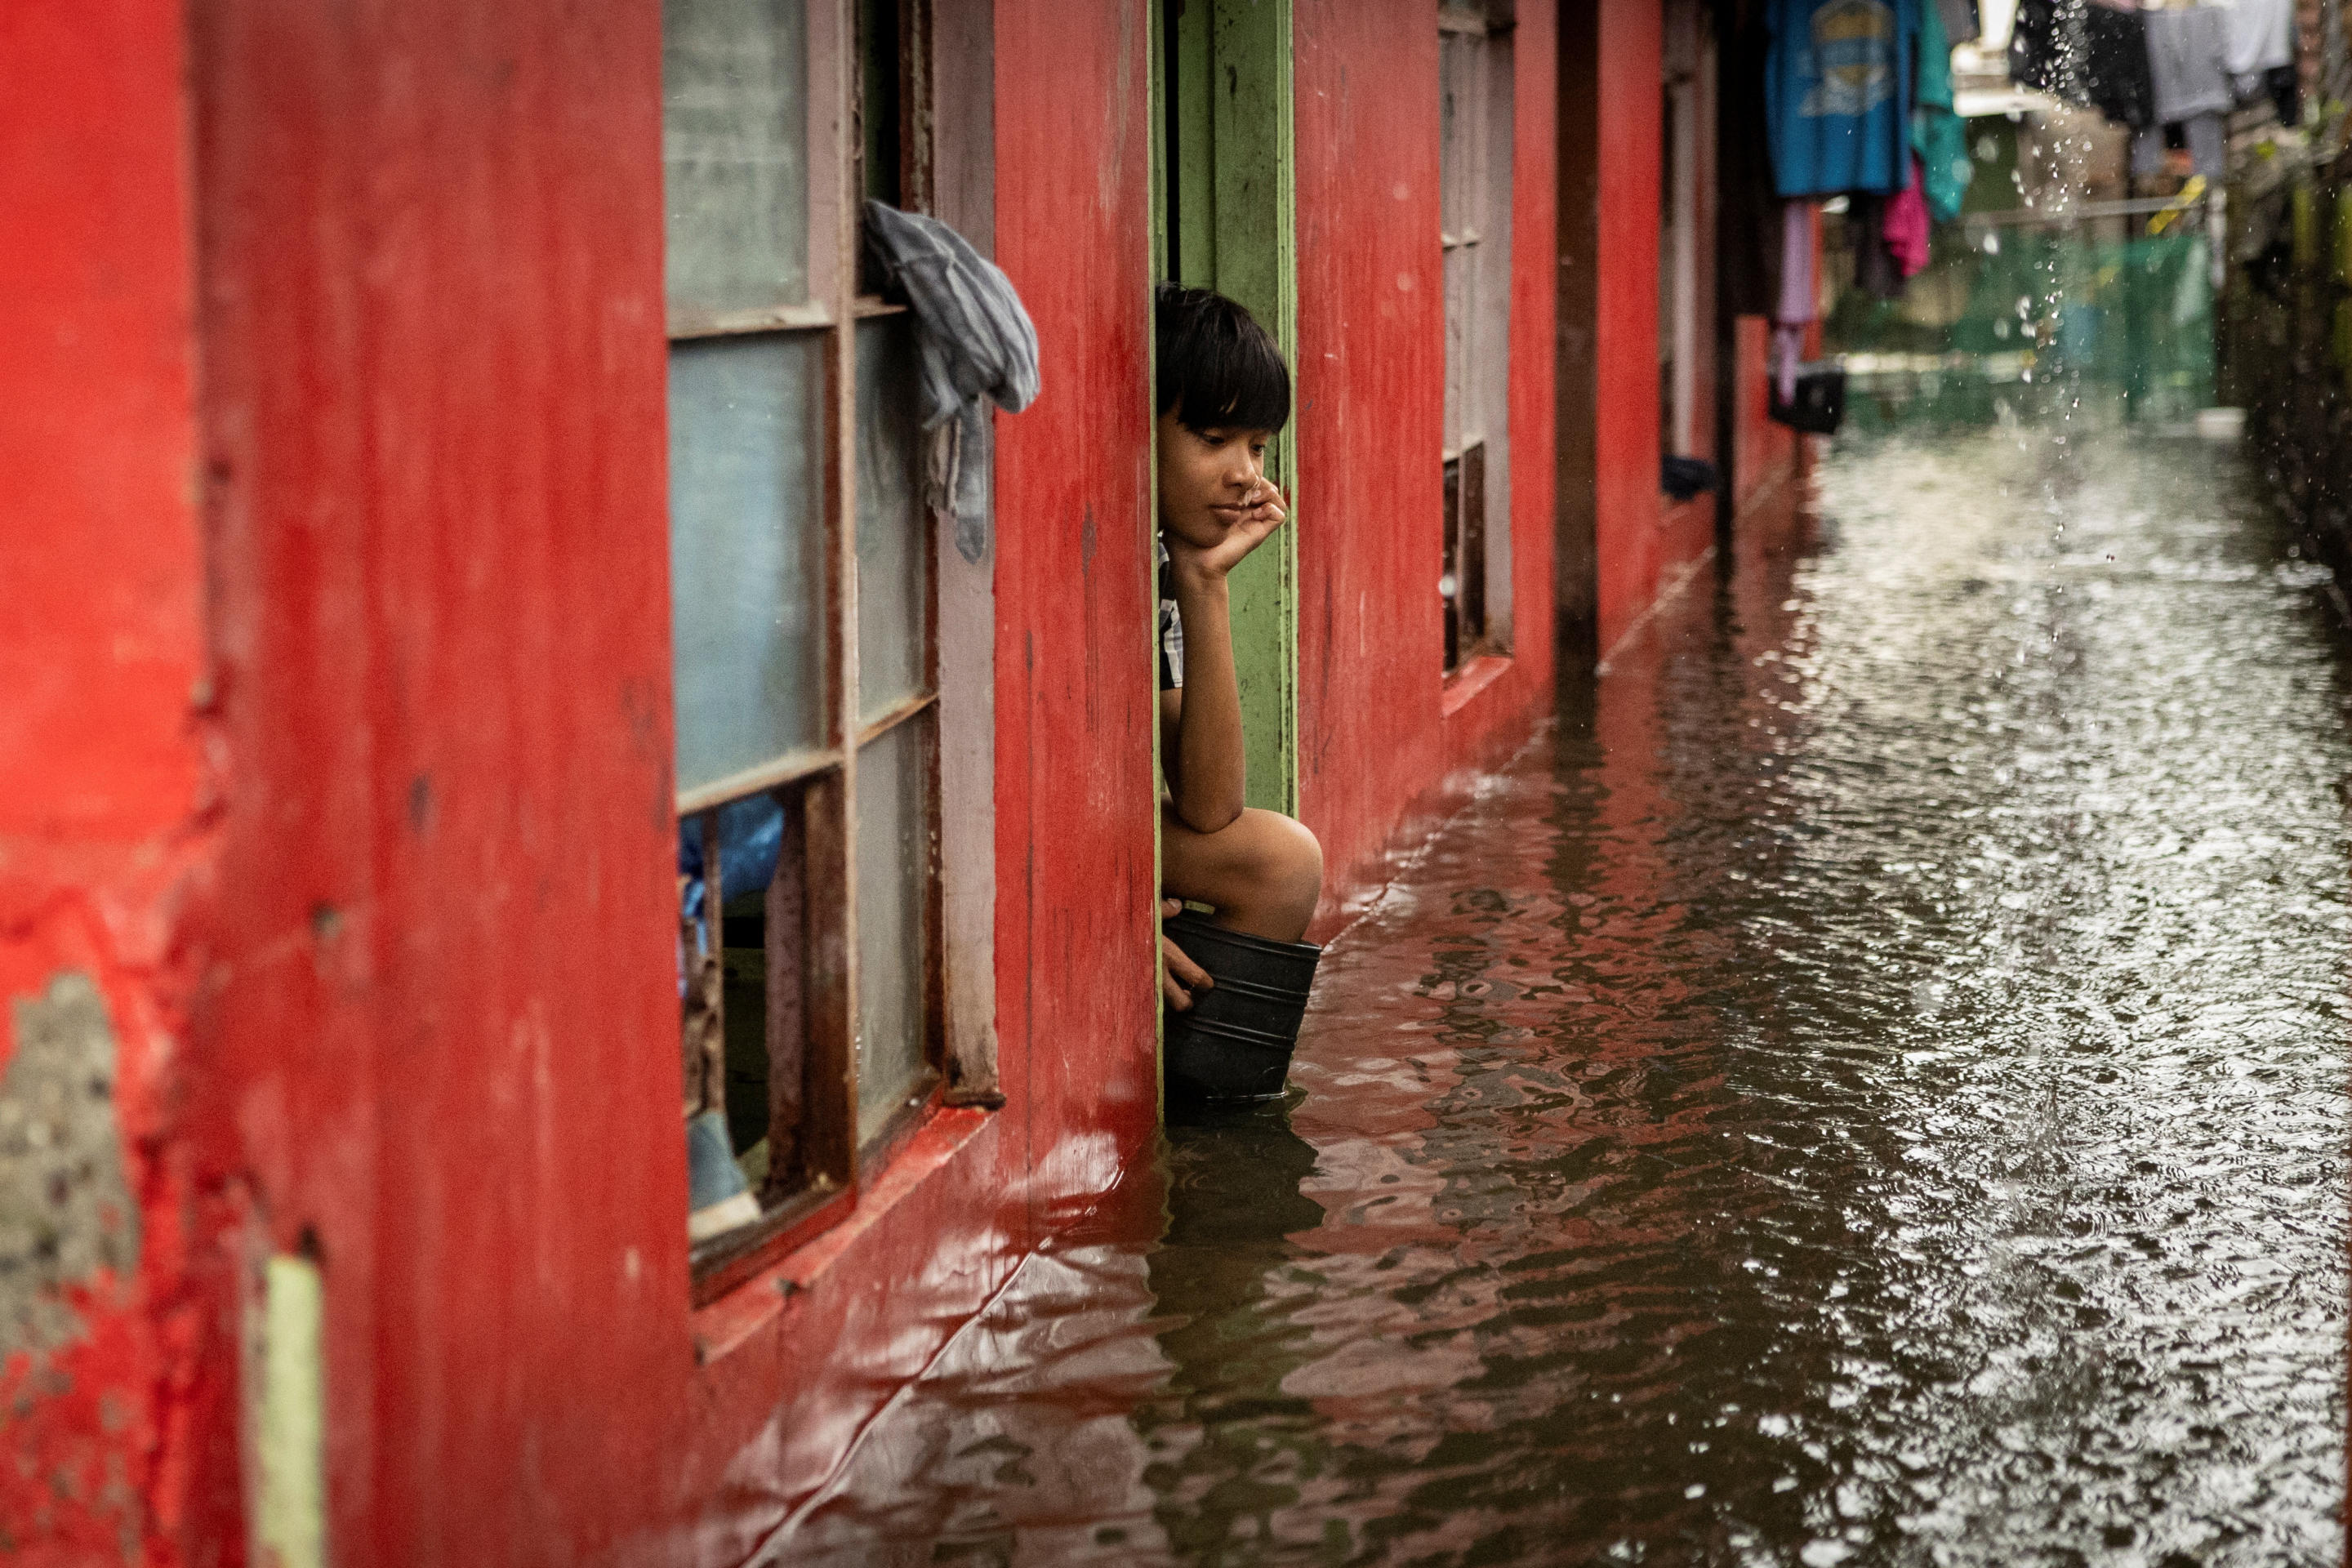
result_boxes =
[778,419,2350,1566]
[1140,1100,1334,1561]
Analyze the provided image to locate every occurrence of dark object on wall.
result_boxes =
[1769,362,1846,435]
[1161,910,1322,1102]
[1662,455,1719,501]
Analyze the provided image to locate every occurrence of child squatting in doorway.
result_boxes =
[1152,283,1324,1011]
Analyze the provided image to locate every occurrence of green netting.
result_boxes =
[1828,226,2216,430]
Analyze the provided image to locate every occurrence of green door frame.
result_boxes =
[1152,0,1299,817]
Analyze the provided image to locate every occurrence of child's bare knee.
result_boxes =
[1254,811,1322,894]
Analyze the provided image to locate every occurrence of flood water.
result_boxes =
[777,425,2352,1566]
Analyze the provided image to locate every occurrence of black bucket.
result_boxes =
[1162,910,1322,1102]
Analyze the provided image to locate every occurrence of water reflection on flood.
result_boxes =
[779,429,2351,1566]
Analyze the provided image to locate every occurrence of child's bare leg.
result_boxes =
[1160,803,1323,943]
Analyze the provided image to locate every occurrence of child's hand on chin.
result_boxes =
[1178,483,1287,581]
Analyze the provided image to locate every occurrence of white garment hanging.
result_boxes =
[2214,0,2294,82]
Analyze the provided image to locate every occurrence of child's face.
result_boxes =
[1156,411,1276,551]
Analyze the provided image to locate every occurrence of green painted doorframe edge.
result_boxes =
[1156,0,1299,819]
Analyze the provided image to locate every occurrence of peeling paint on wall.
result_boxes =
[1,973,140,1367]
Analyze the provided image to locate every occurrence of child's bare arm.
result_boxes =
[1161,483,1285,832]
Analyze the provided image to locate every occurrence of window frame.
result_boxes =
[1438,2,1515,675]
[666,0,992,1307]
[1659,0,1704,462]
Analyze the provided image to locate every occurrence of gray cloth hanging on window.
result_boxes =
[862,200,1041,564]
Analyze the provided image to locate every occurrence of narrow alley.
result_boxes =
[777,425,2351,1566]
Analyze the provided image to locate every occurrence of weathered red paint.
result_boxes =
[189,3,693,1559]
[194,0,1152,1561]
[668,2,1161,1544]
[1591,0,1692,657]
[0,1,212,1560]
[1294,0,1561,936]
[4,0,1807,1557]
[987,0,1162,1227]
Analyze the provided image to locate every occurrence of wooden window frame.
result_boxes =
[669,0,996,1307]
[1440,2,1515,675]
[1659,0,1704,461]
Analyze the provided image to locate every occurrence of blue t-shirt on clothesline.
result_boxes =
[1766,0,1918,198]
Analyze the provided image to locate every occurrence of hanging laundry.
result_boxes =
[1884,160,1934,278]
[2143,6,2234,125]
[2218,0,2296,98]
[1773,200,1820,403]
[1911,0,1973,223]
[2183,113,2226,176]
[2136,7,2232,183]
[2007,0,2081,100]
[1913,112,1971,223]
[2009,0,2154,127]
[1850,194,1907,300]
[1766,0,1918,198]
[2082,3,2157,129]
[2265,61,2302,125]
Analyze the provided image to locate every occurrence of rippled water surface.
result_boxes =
[780,430,2352,1566]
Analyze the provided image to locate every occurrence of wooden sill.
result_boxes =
[690,1101,996,1366]
[1441,653,1513,718]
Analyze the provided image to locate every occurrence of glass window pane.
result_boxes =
[853,715,932,1143]
[670,333,826,793]
[1445,241,1472,450]
[1440,34,1470,235]
[664,0,810,315]
[856,318,930,722]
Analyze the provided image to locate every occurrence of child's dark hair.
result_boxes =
[1155,283,1290,434]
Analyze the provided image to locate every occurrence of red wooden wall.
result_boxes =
[987,0,1162,1223]
[0,0,1810,1557]
[192,1,691,1557]
[1592,0,1716,657]
[1294,0,1560,937]
[0,0,1156,1561]
[1731,315,1807,521]
[689,0,1160,1544]
[0,1,212,1557]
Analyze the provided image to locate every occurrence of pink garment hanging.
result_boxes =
[1882,156,1931,279]
[1774,200,1817,403]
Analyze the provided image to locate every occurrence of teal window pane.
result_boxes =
[664,0,809,315]
[853,715,932,1143]
[670,333,826,794]
[855,318,930,722]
